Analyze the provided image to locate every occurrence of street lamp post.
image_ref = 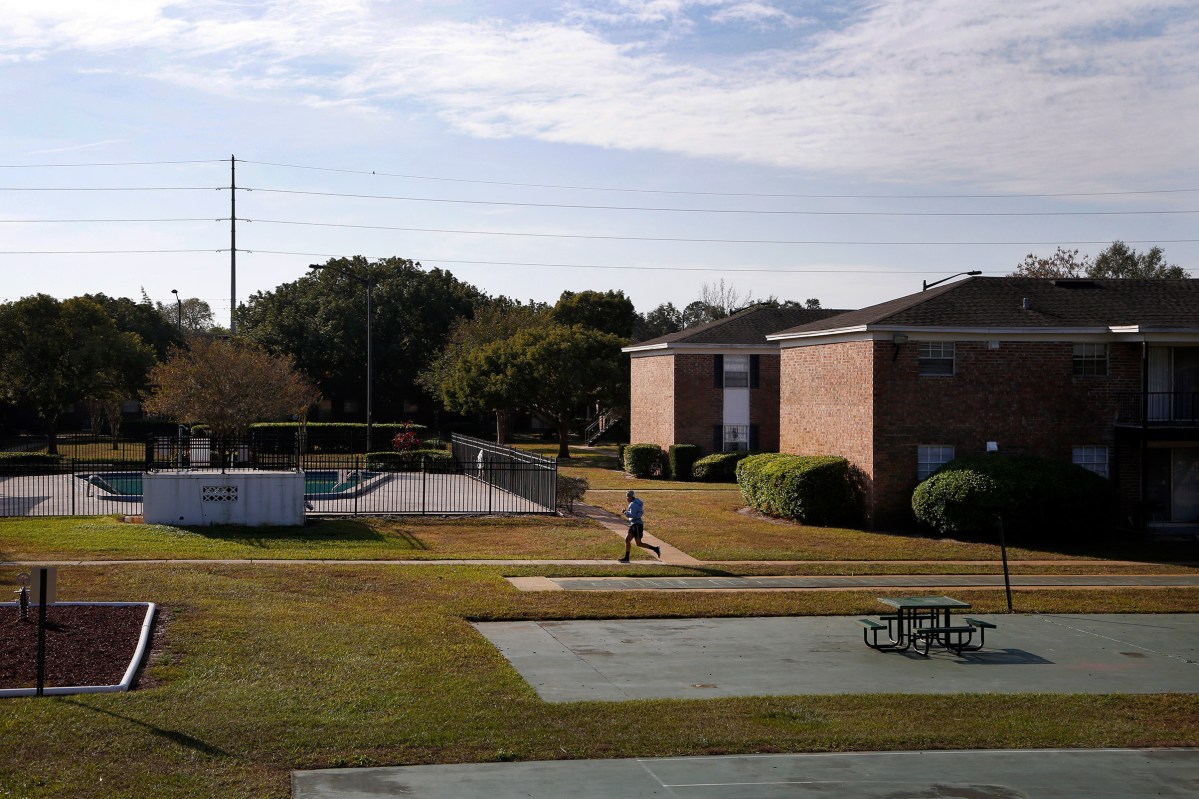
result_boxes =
[923,270,982,291]
[309,263,374,453]
[170,289,182,332]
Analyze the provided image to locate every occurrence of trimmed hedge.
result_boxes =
[692,450,754,482]
[668,444,703,482]
[366,449,455,471]
[623,443,666,478]
[736,453,859,525]
[0,452,62,465]
[911,454,1114,541]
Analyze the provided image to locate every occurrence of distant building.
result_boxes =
[623,305,847,454]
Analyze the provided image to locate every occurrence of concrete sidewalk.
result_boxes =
[294,747,1199,798]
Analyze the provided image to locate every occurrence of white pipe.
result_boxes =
[0,602,156,698]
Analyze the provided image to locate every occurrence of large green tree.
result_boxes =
[420,299,545,443]
[85,292,184,360]
[1090,241,1189,278]
[550,289,636,340]
[509,323,626,458]
[238,257,485,423]
[0,295,154,453]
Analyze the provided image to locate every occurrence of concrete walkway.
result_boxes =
[294,748,1199,798]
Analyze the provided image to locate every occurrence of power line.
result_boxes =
[0,159,224,168]
[0,186,221,192]
[242,218,1199,247]
[0,218,222,223]
[243,187,1199,216]
[243,249,1005,274]
[0,249,225,255]
[239,158,1199,201]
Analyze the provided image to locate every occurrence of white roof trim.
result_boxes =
[626,343,780,357]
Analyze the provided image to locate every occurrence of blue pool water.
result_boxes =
[80,470,363,498]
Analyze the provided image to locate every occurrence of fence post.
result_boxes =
[70,457,76,516]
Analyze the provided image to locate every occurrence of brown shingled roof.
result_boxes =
[631,305,849,347]
[770,277,1199,337]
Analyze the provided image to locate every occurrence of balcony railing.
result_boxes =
[1116,391,1199,425]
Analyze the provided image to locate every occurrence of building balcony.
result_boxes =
[1116,391,1199,426]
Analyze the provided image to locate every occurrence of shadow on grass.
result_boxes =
[63,698,231,758]
[171,518,398,549]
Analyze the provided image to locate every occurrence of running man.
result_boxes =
[619,489,661,563]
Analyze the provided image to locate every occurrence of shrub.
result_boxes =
[737,453,859,525]
[0,452,62,466]
[392,430,424,451]
[668,444,703,482]
[911,454,1114,541]
[692,450,754,482]
[556,475,589,512]
[623,443,666,478]
[366,449,455,472]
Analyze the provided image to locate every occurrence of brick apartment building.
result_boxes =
[767,277,1199,530]
[624,305,846,454]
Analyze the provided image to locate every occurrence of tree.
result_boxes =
[420,300,546,443]
[1011,242,1189,279]
[699,279,753,317]
[238,256,485,423]
[143,289,219,335]
[1010,247,1091,278]
[143,338,319,438]
[550,289,637,340]
[0,295,154,453]
[509,323,627,458]
[1090,241,1189,279]
[87,292,184,360]
[681,299,722,328]
[633,302,683,341]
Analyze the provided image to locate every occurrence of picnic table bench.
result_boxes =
[860,597,997,656]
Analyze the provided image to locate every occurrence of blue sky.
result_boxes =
[2,0,1197,325]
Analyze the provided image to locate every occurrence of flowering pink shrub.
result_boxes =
[392,430,424,451]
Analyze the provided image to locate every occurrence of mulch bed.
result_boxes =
[0,605,149,691]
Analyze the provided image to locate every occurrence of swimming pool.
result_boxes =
[78,470,372,499]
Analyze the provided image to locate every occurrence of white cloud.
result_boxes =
[2,0,1196,190]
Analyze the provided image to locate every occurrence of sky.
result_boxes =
[2,0,1197,325]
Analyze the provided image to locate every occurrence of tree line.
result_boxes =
[0,242,1186,457]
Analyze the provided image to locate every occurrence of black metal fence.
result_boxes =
[0,432,556,518]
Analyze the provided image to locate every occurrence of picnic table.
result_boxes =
[859,596,996,656]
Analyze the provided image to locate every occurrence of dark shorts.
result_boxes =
[627,521,644,540]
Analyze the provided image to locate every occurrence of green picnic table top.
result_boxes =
[877,595,972,610]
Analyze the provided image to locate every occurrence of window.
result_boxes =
[723,424,750,451]
[1072,446,1109,478]
[723,355,750,388]
[1073,343,1108,376]
[917,445,955,480]
[918,342,955,375]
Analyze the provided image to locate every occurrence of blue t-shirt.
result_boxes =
[624,497,643,522]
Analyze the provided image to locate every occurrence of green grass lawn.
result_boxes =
[1,564,1196,799]
[0,515,634,562]
[2,447,1197,798]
